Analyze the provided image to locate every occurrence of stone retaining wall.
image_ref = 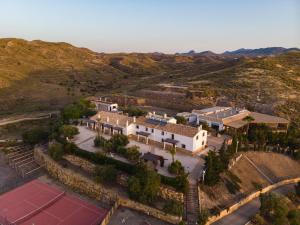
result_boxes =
[64,154,184,203]
[206,177,300,225]
[34,147,182,224]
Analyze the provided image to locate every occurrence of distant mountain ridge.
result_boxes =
[177,47,300,57]
[223,47,300,56]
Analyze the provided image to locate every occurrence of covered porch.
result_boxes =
[163,138,179,150]
[136,131,151,144]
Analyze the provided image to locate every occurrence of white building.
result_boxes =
[92,98,118,112]
[146,111,177,124]
[89,111,207,153]
[185,106,289,132]
[191,107,249,131]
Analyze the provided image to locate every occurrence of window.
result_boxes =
[161,139,164,142]
[151,128,154,133]
[202,141,205,145]
[145,127,148,131]
[181,144,186,149]
[171,134,174,140]
[136,125,139,129]
[203,132,205,136]
[161,131,164,135]
[196,135,199,140]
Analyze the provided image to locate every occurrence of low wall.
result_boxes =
[35,148,182,224]
[118,197,182,224]
[64,154,184,203]
[100,201,120,225]
[206,177,300,225]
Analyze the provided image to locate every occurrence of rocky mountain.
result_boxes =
[223,47,300,57]
[0,38,299,122]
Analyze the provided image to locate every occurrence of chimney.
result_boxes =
[133,116,136,123]
[126,120,129,127]
[97,114,101,119]
[107,117,109,122]
[153,111,156,115]
[198,125,202,131]
[163,113,167,119]
[105,97,107,102]
[99,97,102,101]
[116,119,119,125]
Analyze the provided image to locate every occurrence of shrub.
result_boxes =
[198,209,209,225]
[287,209,300,225]
[22,128,49,145]
[168,160,185,175]
[125,146,141,162]
[110,134,129,151]
[94,135,107,147]
[251,214,265,225]
[49,143,64,160]
[94,165,118,184]
[163,200,183,216]
[64,142,77,154]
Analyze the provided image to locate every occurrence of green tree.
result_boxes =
[110,134,129,151]
[125,146,141,162]
[49,143,64,160]
[243,115,255,136]
[163,200,183,216]
[198,209,209,225]
[288,209,300,225]
[175,116,187,125]
[259,192,289,225]
[204,151,223,186]
[59,125,79,139]
[94,165,118,184]
[22,128,49,145]
[168,160,185,175]
[127,162,161,203]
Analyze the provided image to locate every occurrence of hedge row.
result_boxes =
[72,147,185,192]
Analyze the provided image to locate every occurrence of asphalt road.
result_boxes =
[212,183,296,225]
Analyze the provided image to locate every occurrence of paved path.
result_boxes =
[212,183,296,225]
[0,111,59,126]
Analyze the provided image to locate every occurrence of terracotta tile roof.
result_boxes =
[136,117,200,137]
[90,111,133,128]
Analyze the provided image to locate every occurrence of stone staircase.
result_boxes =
[185,182,200,225]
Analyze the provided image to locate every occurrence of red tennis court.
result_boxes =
[0,179,108,225]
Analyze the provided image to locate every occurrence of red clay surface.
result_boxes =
[0,179,108,225]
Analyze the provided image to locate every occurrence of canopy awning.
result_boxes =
[136,131,151,137]
[103,123,113,128]
[163,138,179,144]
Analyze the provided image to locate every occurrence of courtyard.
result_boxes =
[73,126,207,180]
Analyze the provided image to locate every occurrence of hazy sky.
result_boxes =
[1,0,299,53]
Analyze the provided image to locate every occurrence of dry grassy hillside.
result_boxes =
[0,38,299,121]
[201,152,300,212]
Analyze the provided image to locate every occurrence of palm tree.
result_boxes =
[170,147,177,163]
[243,115,255,136]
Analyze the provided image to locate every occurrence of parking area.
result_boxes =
[108,207,172,225]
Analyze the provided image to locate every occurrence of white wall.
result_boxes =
[133,124,207,152]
